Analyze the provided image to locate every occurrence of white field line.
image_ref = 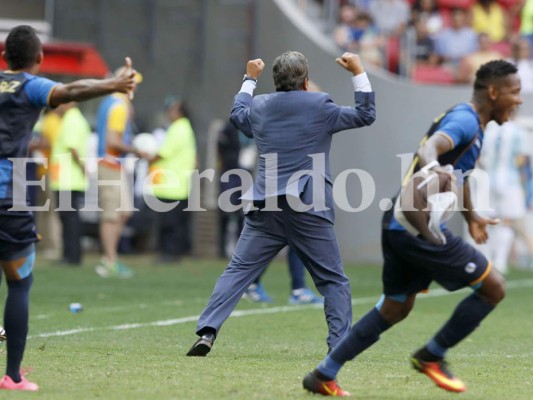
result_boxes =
[29,278,533,339]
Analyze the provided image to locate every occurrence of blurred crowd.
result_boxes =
[30,92,197,274]
[332,0,533,87]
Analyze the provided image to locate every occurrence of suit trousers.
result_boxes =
[196,196,352,350]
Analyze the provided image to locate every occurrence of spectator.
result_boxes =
[217,120,245,258]
[411,0,444,37]
[520,0,533,48]
[509,36,533,93]
[368,0,410,37]
[149,96,197,263]
[412,17,439,65]
[334,4,359,51]
[354,12,386,68]
[94,68,145,278]
[33,108,63,261]
[434,8,478,67]
[481,118,533,274]
[457,33,503,83]
[49,102,91,266]
[472,0,508,43]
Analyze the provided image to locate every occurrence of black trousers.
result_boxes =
[156,198,191,257]
[55,191,84,265]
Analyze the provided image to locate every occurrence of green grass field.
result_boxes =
[4,254,533,399]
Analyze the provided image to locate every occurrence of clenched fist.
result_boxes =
[246,59,265,80]
[335,53,365,76]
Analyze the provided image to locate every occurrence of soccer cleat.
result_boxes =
[242,283,273,303]
[289,288,324,305]
[0,325,6,342]
[302,371,350,397]
[95,258,134,278]
[0,375,39,391]
[410,352,467,393]
[186,333,215,357]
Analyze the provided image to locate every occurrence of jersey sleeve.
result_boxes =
[24,76,59,108]
[107,102,128,135]
[436,111,479,148]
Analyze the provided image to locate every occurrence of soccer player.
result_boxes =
[0,25,138,391]
[303,59,521,396]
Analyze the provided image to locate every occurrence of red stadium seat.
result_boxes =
[437,0,476,9]
[386,36,401,74]
[491,41,512,57]
[412,65,456,84]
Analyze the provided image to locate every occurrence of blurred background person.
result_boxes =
[368,0,410,38]
[149,96,197,263]
[334,4,360,52]
[434,8,478,70]
[217,119,246,259]
[353,12,386,68]
[49,102,91,266]
[509,36,533,94]
[457,33,503,83]
[32,108,63,261]
[95,68,145,278]
[411,16,439,66]
[472,0,509,43]
[410,0,444,38]
[481,117,533,274]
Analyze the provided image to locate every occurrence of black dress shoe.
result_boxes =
[186,333,215,356]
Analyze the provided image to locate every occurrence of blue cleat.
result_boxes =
[289,288,324,305]
[242,283,273,303]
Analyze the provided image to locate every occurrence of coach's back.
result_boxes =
[229,51,375,221]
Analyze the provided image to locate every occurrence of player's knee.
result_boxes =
[478,272,506,305]
[490,275,506,304]
[379,301,412,324]
[6,274,33,290]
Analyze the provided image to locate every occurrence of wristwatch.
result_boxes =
[242,74,257,83]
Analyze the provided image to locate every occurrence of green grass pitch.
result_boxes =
[4,254,533,399]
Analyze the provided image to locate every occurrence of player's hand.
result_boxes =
[468,215,500,244]
[115,57,138,100]
[336,53,365,76]
[246,59,265,80]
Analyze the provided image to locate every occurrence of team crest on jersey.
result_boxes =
[465,262,476,273]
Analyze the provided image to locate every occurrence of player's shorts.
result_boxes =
[382,228,491,296]
[0,209,39,246]
[97,164,133,222]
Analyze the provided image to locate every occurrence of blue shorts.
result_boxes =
[0,209,38,246]
[381,228,490,296]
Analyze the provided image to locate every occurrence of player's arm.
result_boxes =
[417,132,452,168]
[48,57,137,108]
[230,59,264,138]
[462,179,499,244]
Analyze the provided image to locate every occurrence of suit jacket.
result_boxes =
[230,89,375,223]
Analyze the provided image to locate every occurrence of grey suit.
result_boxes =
[196,88,376,350]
